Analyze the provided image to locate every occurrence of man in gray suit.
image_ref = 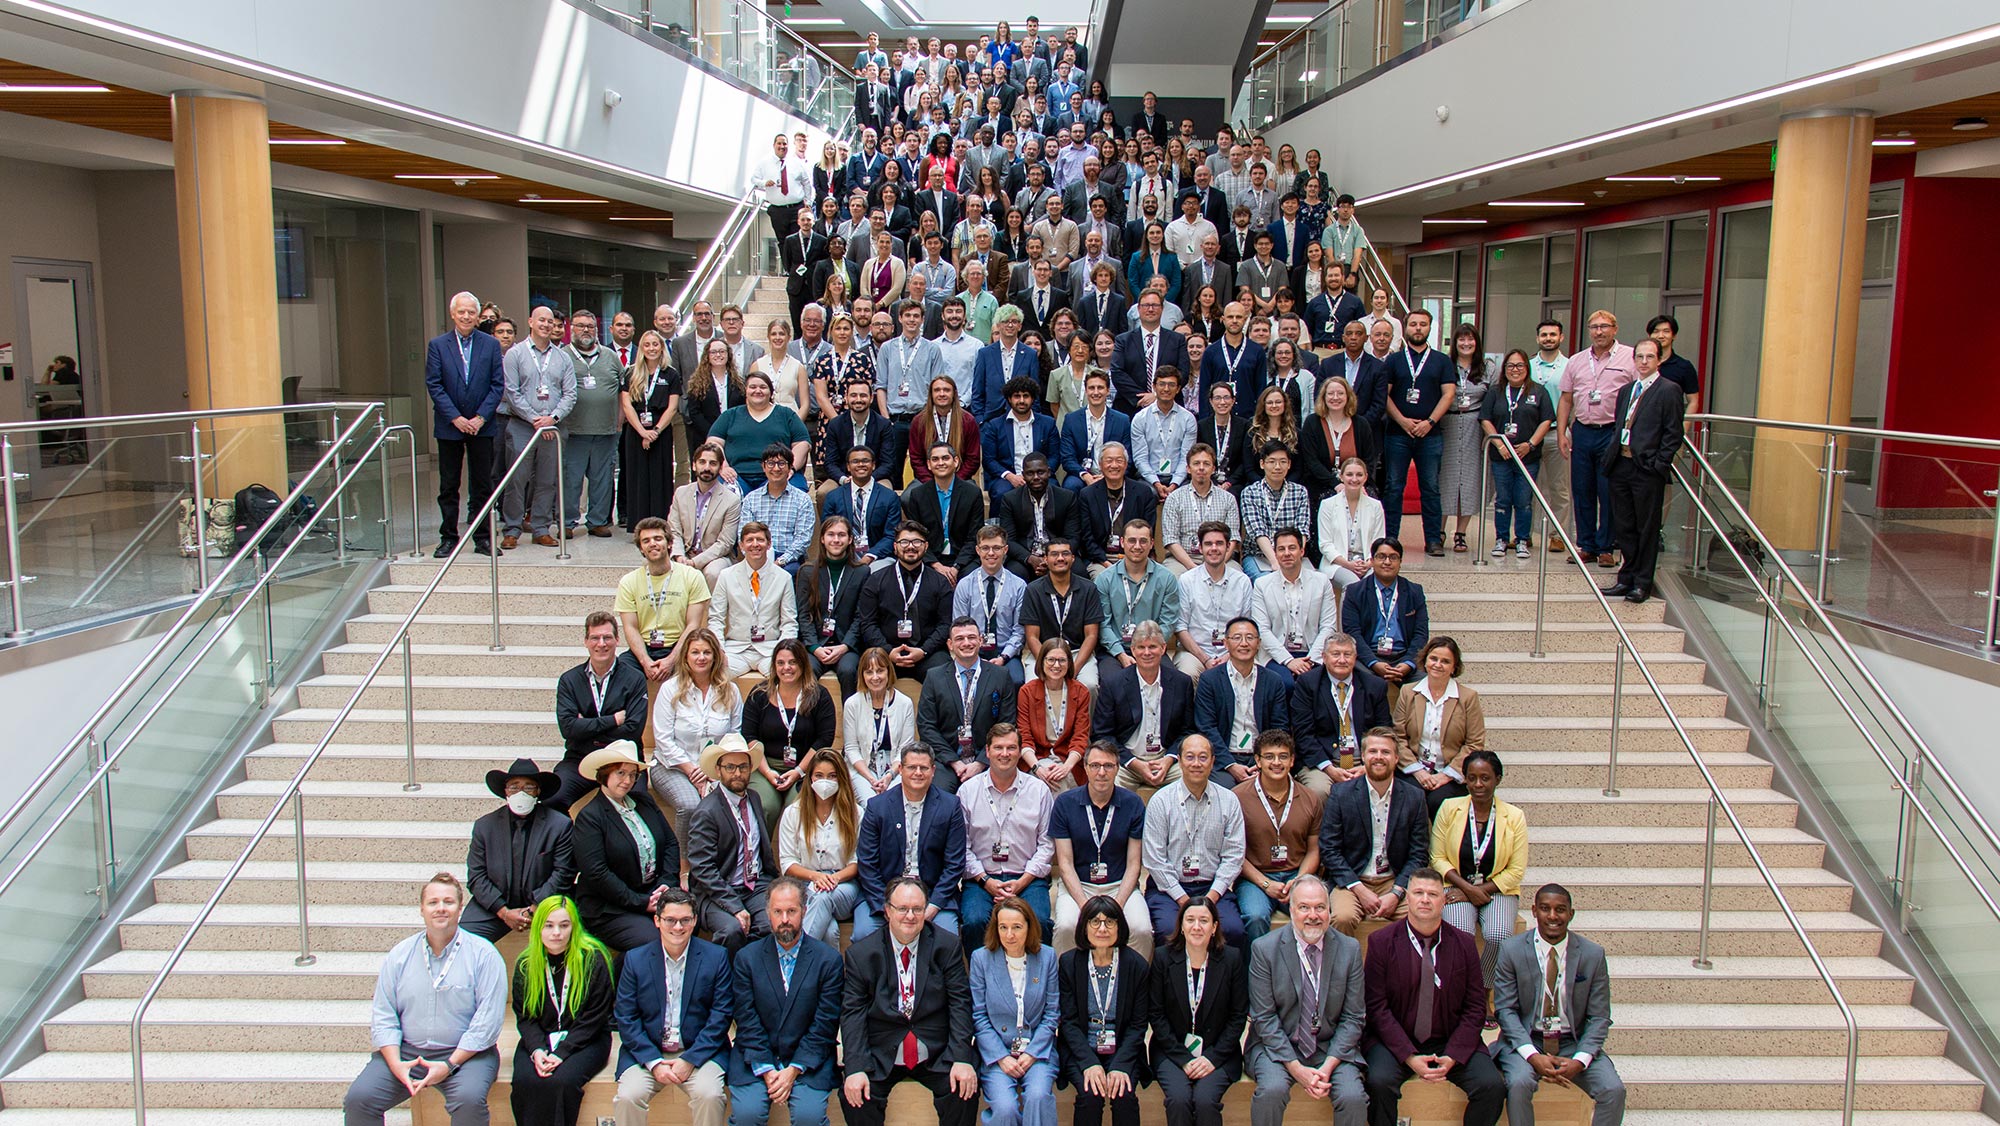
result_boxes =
[1492,884,1626,1126]
[1245,875,1367,1126]
[684,735,779,952]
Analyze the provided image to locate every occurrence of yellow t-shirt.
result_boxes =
[613,564,711,647]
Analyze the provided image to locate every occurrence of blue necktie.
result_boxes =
[780,947,797,992]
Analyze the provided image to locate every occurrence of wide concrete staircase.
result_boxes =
[1,528,1994,1125]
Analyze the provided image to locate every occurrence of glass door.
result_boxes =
[10,258,101,501]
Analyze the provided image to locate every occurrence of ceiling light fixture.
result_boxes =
[518,197,610,204]
[1953,116,1990,131]
[1488,200,1586,207]
[1423,218,1487,224]
[1871,138,1916,146]
[1604,175,1721,182]
[0,82,111,92]
[269,137,347,145]
[395,173,500,180]
[784,17,844,25]
[608,216,673,222]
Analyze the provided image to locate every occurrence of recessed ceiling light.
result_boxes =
[784,17,843,25]
[608,216,672,222]
[1487,200,1586,207]
[1953,117,1989,131]
[395,173,500,180]
[269,137,346,145]
[0,83,111,93]
[518,197,610,204]
[1604,175,1721,183]
[1871,138,1916,146]
[1298,70,1320,82]
[1423,218,1487,224]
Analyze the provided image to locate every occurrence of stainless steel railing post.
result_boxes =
[402,632,420,793]
[1898,752,1924,933]
[377,425,394,561]
[407,436,424,559]
[554,432,571,561]
[1985,486,2000,648]
[292,791,315,967]
[331,407,348,566]
[1758,573,1781,722]
[1604,640,1623,797]
[2,436,29,638]
[1694,793,1717,969]
[489,503,505,652]
[1814,432,1838,603]
[87,731,113,918]
[1472,436,1490,567]
[188,422,210,592]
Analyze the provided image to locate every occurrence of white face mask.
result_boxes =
[811,777,842,801]
[506,791,538,816]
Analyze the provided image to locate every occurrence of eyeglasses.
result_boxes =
[887,903,928,916]
[660,915,697,928]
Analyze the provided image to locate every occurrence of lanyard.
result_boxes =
[1012,958,1029,1032]
[1467,810,1496,874]
[1220,337,1246,376]
[426,935,461,992]
[1506,383,1524,414]
[1049,586,1075,633]
[1376,580,1399,625]
[1406,927,1444,988]
[873,703,894,755]
[1105,490,1125,535]
[1088,959,1118,1019]
[588,667,611,713]
[830,348,850,386]
[979,572,1003,632]
[983,779,1022,840]
[545,962,566,1019]
[1253,779,1296,836]
[824,565,846,620]
[1120,571,1146,624]
[1624,378,1652,430]
[456,334,473,375]
[1187,961,1207,1017]
[895,566,924,615]
[1298,944,1322,1012]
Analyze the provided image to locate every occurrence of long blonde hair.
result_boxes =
[626,330,672,401]
[794,747,860,857]
[668,627,738,711]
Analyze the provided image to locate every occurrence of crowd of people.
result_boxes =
[380,16,1710,1126]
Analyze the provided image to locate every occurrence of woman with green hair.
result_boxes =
[510,895,616,1126]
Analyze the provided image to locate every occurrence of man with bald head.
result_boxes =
[424,292,505,556]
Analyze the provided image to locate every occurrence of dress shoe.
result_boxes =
[501,535,520,550]
[590,525,615,537]
[1625,587,1651,604]
[564,525,586,539]
[1596,552,1617,567]
[1600,581,1634,597]
[1425,541,1445,557]
[1548,540,1566,553]
[432,539,457,559]
[472,542,495,556]
[534,534,560,547]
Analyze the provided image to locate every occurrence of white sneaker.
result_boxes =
[1491,540,1507,557]
[1516,540,1530,558]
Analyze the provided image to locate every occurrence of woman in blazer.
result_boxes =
[1148,898,1247,1126]
[509,895,616,1126]
[842,646,917,795]
[972,897,1063,1126]
[1432,749,1528,1011]
[568,742,679,951]
[1019,638,1091,790]
[1125,222,1181,306]
[1059,896,1151,1126]
[1297,374,1378,511]
[1316,456,1386,591]
[1392,635,1487,818]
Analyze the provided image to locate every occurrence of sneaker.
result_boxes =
[1491,540,1507,557]
[1517,540,1530,559]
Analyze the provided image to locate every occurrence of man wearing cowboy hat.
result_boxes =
[460,758,576,942]
[686,734,782,951]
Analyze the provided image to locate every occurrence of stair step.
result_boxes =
[387,560,629,586]
[1481,716,1748,755]
[1617,1055,1982,1110]
[1604,1003,1944,1057]
[1581,910,1882,957]
[1526,825,1822,867]
[1602,956,1912,1006]
[118,904,446,954]
[1521,866,1852,913]
[82,949,386,1000]
[0,1112,410,1125]
[1402,620,1689,652]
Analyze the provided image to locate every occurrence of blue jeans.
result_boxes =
[1241,553,1267,582]
[1235,869,1299,943]
[960,875,1053,945]
[1568,424,1615,556]
[562,432,617,529]
[802,879,862,944]
[729,1081,834,1126]
[980,1059,1059,1126]
[1492,458,1539,543]
[1145,882,1246,948]
[1382,428,1443,548]
[851,902,959,939]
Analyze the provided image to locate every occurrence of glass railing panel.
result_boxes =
[578,0,851,134]
[0,753,110,1046]
[1337,4,1379,84]
[1907,782,2000,1055]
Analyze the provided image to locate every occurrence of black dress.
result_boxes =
[622,367,683,530]
[509,951,615,1126]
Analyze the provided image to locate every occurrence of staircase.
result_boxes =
[1,505,1994,1125]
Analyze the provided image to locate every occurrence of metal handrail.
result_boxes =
[1673,457,2000,932]
[129,426,565,1126]
[1490,432,1859,1126]
[0,404,392,870]
[1678,441,2000,882]
[1688,413,2000,452]
[672,184,764,320]
[1354,231,1410,321]
[0,401,351,438]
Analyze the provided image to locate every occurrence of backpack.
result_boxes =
[231,483,289,555]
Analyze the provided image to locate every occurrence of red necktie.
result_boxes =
[899,947,920,1067]
[781,163,790,195]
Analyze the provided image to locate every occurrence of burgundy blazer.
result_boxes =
[1363,919,1486,1066]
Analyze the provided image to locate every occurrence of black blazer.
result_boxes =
[841,924,976,1079]
[1290,664,1393,772]
[555,661,650,763]
[857,561,955,655]
[916,659,1019,766]
[1090,661,1196,758]
[781,230,827,299]
[1321,352,1390,431]
[511,945,614,1063]
[1317,775,1430,893]
[900,480,986,572]
[1147,944,1247,1080]
[914,188,961,235]
[743,685,838,771]
[1195,413,1252,489]
[1605,377,1686,476]
[463,804,575,933]
[996,485,1081,576]
[1076,480,1158,567]
[1010,285,1072,337]
[570,789,680,930]
[1341,575,1430,669]
[819,410,900,485]
[685,786,780,917]
[1073,289,1128,339]
[1297,413,1379,506]
[683,380,738,457]
[796,558,870,650]
[1058,946,1152,1084]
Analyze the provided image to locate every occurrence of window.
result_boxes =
[1582,221,1664,333]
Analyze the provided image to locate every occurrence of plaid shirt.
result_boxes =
[1213,167,1255,211]
[1239,477,1311,545]
[739,484,815,567]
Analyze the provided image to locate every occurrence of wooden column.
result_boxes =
[1748,111,1873,550]
[172,91,287,494]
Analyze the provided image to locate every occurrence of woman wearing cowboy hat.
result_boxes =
[569,741,682,951]
[462,758,575,943]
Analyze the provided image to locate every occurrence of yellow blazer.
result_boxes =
[1430,796,1528,896]
[1391,680,1486,774]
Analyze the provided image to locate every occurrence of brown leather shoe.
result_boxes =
[1548,540,1566,553]
[590,525,615,537]
[1597,552,1617,567]
[501,535,519,550]
[534,534,560,547]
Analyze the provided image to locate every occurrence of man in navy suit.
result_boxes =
[1108,290,1190,414]
[612,889,732,1126]
[1339,537,1430,698]
[1326,320,1389,434]
[1056,370,1132,492]
[1194,616,1289,786]
[981,377,1059,503]
[1318,733,1430,936]
[1092,620,1197,765]
[424,292,505,557]
[727,878,845,1126]
[917,619,1019,790]
[1291,635,1392,795]
[969,308,1041,424]
[1305,264,1367,351]
[854,745,968,937]
[822,446,903,567]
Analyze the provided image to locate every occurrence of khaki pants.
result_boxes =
[1331,873,1408,936]
[1053,879,1155,958]
[1539,431,1571,537]
[614,1057,727,1126]
[1292,765,1334,798]
[1115,752,1181,798]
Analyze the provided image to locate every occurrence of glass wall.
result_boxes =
[1480,233,1578,353]
[527,231,685,333]
[271,191,428,450]
[1582,221,1664,332]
